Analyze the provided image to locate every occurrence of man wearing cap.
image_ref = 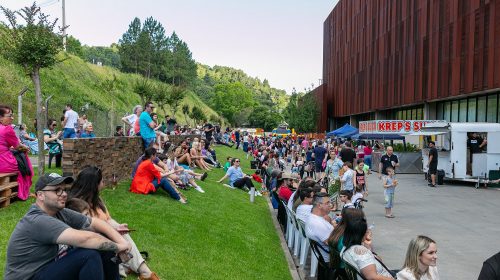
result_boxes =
[4,173,131,280]
[139,101,157,149]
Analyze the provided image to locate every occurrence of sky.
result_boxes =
[1,0,339,94]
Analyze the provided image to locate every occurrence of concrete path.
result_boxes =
[363,172,500,280]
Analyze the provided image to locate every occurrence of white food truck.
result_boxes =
[415,122,500,187]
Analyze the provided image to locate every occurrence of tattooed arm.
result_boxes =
[57,218,131,253]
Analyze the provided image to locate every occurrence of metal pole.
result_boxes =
[17,87,29,125]
[62,0,67,51]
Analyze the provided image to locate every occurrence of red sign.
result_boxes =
[359,120,447,134]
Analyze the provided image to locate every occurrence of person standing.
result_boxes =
[378,146,399,179]
[62,104,79,139]
[313,140,328,180]
[234,129,241,149]
[427,141,438,188]
[202,121,214,149]
[339,141,357,167]
[139,102,157,149]
[467,132,487,163]
[121,105,142,136]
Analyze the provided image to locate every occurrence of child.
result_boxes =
[355,160,368,196]
[224,156,232,172]
[383,166,398,218]
[351,185,364,208]
[339,190,354,209]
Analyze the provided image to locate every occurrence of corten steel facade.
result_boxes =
[322,0,500,127]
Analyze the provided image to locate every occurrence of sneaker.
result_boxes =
[223,184,235,189]
[201,172,208,181]
[195,186,205,193]
[242,186,250,192]
[255,191,263,196]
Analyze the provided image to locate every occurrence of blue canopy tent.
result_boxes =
[326,123,358,137]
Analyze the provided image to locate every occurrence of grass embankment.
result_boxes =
[0,146,291,279]
[0,54,221,129]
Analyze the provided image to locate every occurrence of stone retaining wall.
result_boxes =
[62,134,201,185]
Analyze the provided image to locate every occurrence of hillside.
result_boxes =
[0,54,221,135]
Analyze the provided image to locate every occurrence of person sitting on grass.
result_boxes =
[217,158,255,191]
[4,173,131,280]
[223,156,232,172]
[68,167,160,280]
[80,122,96,138]
[174,140,193,167]
[190,141,212,171]
[159,152,206,193]
[130,147,187,204]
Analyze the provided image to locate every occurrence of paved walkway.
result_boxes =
[363,172,500,280]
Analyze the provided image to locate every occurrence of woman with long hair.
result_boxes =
[397,236,439,280]
[68,166,160,280]
[341,216,394,279]
[0,105,33,200]
[189,141,212,171]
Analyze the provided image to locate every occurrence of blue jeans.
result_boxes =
[142,137,156,149]
[63,128,76,139]
[152,177,180,200]
[33,248,118,280]
[364,155,372,170]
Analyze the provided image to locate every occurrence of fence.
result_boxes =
[80,107,130,137]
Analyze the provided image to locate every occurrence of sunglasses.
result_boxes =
[235,160,240,162]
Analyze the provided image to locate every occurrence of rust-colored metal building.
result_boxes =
[319,0,500,131]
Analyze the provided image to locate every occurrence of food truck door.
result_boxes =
[451,131,467,179]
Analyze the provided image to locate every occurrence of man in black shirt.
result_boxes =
[339,141,357,167]
[378,146,399,178]
[427,141,438,187]
[478,251,500,280]
[468,132,487,162]
[203,122,214,149]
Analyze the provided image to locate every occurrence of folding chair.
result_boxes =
[343,261,367,280]
[309,239,333,279]
[296,219,310,267]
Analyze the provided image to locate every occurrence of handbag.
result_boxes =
[12,150,32,176]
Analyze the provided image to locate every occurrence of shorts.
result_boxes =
[315,162,324,172]
[143,137,156,148]
[384,191,394,209]
[429,163,438,175]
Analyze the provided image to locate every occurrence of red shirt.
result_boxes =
[130,160,160,194]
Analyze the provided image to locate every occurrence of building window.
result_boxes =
[451,101,459,122]
[468,98,477,122]
[459,99,468,122]
[444,102,451,121]
[487,94,497,122]
[477,96,487,122]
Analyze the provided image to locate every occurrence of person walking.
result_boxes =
[62,104,79,139]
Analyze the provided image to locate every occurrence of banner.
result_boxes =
[359,120,447,134]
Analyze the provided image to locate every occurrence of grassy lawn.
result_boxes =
[0,146,291,279]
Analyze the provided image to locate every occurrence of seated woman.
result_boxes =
[68,166,160,280]
[158,152,206,193]
[189,141,212,171]
[130,147,187,204]
[341,216,394,280]
[0,105,34,200]
[80,122,96,138]
[19,123,45,155]
[174,141,192,167]
[397,236,439,280]
[200,139,218,166]
[217,158,255,191]
[44,118,63,168]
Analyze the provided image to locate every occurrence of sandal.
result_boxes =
[385,215,395,218]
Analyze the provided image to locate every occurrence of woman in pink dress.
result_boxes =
[0,105,33,200]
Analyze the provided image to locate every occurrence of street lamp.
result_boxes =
[17,87,29,124]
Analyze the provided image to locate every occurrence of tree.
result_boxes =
[133,78,154,104]
[98,75,118,136]
[166,32,196,86]
[119,17,141,74]
[182,104,190,125]
[189,106,205,125]
[66,35,83,57]
[248,105,281,131]
[153,83,170,115]
[283,93,319,133]
[211,82,255,126]
[1,3,63,176]
[166,86,185,113]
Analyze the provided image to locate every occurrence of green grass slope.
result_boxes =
[0,147,291,279]
[0,54,221,129]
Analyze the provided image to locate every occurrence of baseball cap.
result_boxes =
[35,173,74,192]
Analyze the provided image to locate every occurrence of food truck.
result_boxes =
[415,122,500,187]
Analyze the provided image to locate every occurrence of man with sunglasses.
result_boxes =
[139,101,157,149]
[4,173,131,280]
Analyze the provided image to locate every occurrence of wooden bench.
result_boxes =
[0,172,19,208]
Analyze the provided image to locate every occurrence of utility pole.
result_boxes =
[62,0,67,51]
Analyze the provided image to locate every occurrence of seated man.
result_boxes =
[295,187,314,222]
[305,192,334,263]
[4,173,131,280]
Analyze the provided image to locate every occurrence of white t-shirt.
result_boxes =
[296,204,313,222]
[126,114,138,126]
[352,192,363,206]
[287,191,297,210]
[64,109,79,129]
[342,169,355,191]
[341,245,393,280]
[305,213,333,262]
[396,266,439,280]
